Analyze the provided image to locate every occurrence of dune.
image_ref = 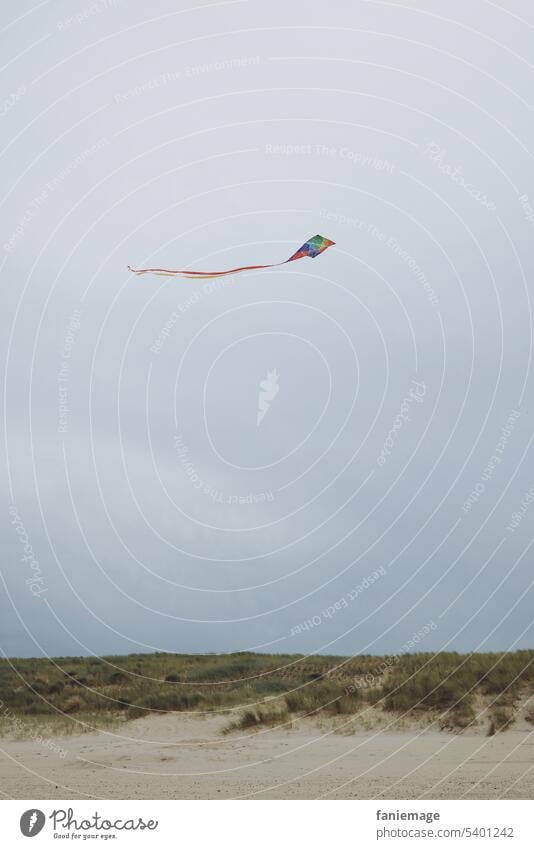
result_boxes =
[1,711,533,800]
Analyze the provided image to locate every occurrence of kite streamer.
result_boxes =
[128,234,335,279]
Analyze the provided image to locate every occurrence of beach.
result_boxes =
[2,712,533,800]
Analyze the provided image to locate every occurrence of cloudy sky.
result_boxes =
[2,0,534,659]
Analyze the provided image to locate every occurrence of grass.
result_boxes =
[0,711,123,740]
[0,650,532,737]
[222,704,290,734]
[439,700,477,731]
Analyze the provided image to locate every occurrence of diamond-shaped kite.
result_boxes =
[128,235,335,279]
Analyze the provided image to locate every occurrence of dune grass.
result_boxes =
[222,703,291,734]
[0,650,532,737]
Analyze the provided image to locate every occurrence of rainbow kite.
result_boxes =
[128,234,335,279]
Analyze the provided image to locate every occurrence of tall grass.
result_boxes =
[0,650,532,734]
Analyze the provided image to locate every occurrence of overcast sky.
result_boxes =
[2,0,534,659]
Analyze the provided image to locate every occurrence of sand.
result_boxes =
[1,713,533,800]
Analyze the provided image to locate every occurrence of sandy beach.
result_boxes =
[1,713,533,800]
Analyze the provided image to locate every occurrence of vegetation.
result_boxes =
[487,697,517,735]
[0,650,532,736]
[222,704,290,734]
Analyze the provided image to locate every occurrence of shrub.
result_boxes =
[488,706,515,733]
[284,692,307,713]
[326,692,361,715]
[126,705,149,720]
[365,688,382,705]
[62,696,83,714]
[66,676,88,688]
[108,672,128,684]
[122,690,205,715]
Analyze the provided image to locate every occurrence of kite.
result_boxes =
[128,234,335,279]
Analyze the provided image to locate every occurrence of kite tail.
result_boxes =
[128,235,335,279]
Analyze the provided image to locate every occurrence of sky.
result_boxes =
[2,0,534,659]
